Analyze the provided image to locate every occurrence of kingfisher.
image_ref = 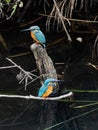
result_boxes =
[22,25,46,48]
[38,78,63,98]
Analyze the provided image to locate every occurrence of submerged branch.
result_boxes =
[45,107,98,130]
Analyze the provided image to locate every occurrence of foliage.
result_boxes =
[5,0,11,4]
[0,0,23,21]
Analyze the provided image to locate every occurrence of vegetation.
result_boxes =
[0,1,98,129]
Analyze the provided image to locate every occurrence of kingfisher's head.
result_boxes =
[21,25,40,32]
[44,78,63,86]
[30,26,40,31]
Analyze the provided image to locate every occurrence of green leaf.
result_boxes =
[6,0,11,4]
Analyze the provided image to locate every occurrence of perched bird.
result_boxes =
[38,78,63,98]
[22,25,46,47]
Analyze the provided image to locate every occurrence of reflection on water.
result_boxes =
[0,37,98,130]
[1,97,98,130]
[0,61,98,130]
[0,98,79,130]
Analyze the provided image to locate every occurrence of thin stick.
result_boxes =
[55,62,65,65]
[74,102,98,109]
[19,16,43,27]
[26,75,41,86]
[9,52,31,58]
[39,13,98,24]
[6,58,37,79]
[0,92,73,100]
[68,89,98,93]
[11,102,33,124]
[45,107,98,130]
[52,0,72,42]
[0,65,17,69]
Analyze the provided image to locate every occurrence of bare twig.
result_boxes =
[6,58,37,79]
[51,0,72,42]
[40,13,98,24]
[0,65,17,69]
[0,92,73,100]
[3,57,39,90]
[92,35,98,60]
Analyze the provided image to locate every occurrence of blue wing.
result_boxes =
[34,30,46,44]
[38,84,48,97]
[38,78,62,97]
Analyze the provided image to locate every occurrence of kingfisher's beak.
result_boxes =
[52,80,64,82]
[21,28,31,32]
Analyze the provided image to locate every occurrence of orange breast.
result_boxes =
[30,32,40,43]
[42,86,53,98]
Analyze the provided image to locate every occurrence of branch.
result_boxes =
[52,0,72,42]
[0,65,16,69]
[39,13,98,24]
[6,57,37,79]
[0,58,38,90]
[0,92,73,100]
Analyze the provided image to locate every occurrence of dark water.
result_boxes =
[0,30,98,130]
[0,98,76,130]
[0,64,98,130]
[0,95,98,130]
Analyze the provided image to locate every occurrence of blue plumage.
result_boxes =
[38,78,63,97]
[21,25,46,47]
[31,29,46,46]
